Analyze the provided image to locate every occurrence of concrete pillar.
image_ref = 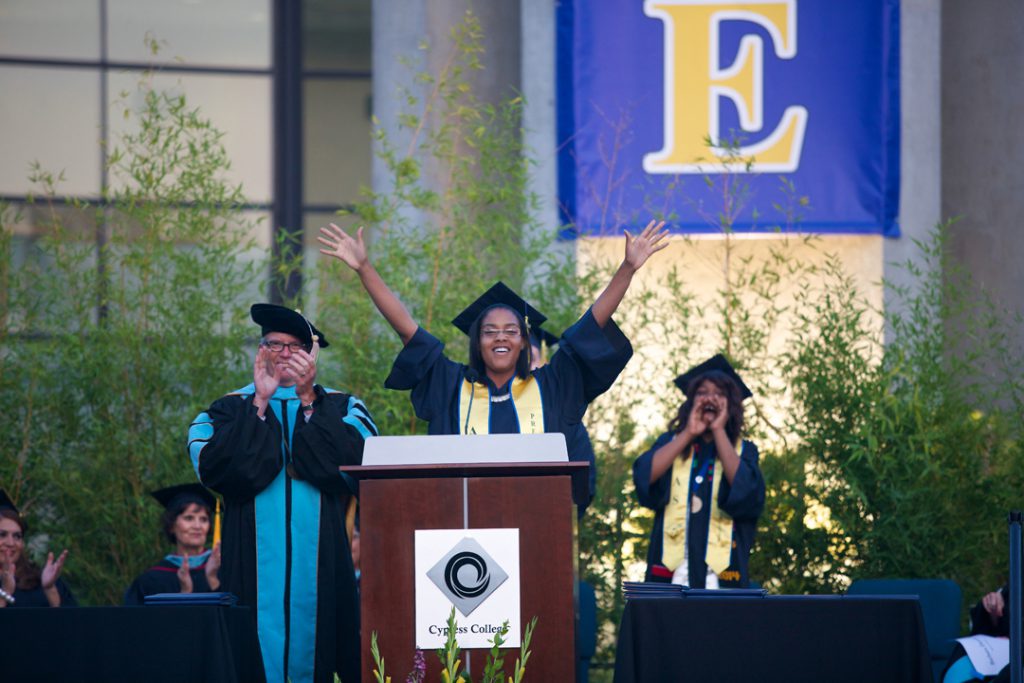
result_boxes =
[885,0,943,329]
[372,1,521,211]
[942,0,1024,351]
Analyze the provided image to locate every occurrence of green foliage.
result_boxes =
[760,225,1024,605]
[436,607,465,683]
[510,617,536,683]
[0,75,261,604]
[479,621,509,683]
[309,10,579,436]
[371,610,533,683]
[371,631,391,683]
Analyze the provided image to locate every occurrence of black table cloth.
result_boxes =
[1,605,264,683]
[614,595,932,683]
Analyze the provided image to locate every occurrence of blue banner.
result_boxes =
[557,0,900,237]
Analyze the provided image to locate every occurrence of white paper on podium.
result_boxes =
[362,432,568,466]
[955,635,1009,676]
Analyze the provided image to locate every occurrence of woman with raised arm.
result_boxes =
[317,220,668,440]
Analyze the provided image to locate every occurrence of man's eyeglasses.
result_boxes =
[261,340,311,353]
[480,327,522,339]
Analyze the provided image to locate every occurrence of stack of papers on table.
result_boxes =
[143,592,238,606]
[623,581,685,600]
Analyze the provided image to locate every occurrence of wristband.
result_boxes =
[0,587,15,604]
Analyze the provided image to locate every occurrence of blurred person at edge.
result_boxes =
[0,489,75,608]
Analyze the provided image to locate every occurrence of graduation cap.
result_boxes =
[0,489,18,515]
[150,483,217,511]
[529,325,559,350]
[451,281,547,336]
[674,354,753,400]
[250,303,330,348]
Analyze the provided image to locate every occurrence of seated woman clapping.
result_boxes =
[124,484,221,605]
[0,489,75,608]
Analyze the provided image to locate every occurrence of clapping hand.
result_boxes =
[40,549,68,590]
[177,552,193,594]
[205,543,221,591]
[254,345,281,401]
[1,552,15,596]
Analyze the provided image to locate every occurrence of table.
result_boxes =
[614,595,932,683]
[0,605,265,683]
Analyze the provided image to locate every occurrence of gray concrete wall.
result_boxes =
[885,0,943,328]
[371,1,521,214]
[942,0,1024,352]
[521,0,575,279]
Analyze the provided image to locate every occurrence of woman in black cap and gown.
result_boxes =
[632,355,765,588]
[0,489,75,608]
[316,220,669,445]
[124,484,221,605]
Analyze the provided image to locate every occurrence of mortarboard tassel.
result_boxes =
[213,498,221,547]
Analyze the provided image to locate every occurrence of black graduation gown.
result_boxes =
[384,308,631,509]
[188,383,377,683]
[9,579,76,607]
[633,433,765,587]
[123,556,216,605]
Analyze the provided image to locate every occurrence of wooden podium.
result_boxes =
[341,434,588,682]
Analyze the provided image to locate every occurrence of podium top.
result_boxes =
[362,433,568,466]
[344,434,588,506]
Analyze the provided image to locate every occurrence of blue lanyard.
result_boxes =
[689,444,714,493]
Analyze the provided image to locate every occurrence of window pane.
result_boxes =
[107,0,271,68]
[0,0,100,60]
[0,66,102,196]
[304,78,372,205]
[108,71,273,203]
[303,0,371,71]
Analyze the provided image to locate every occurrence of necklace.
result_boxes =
[490,393,511,403]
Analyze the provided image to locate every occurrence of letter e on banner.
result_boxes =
[643,0,807,174]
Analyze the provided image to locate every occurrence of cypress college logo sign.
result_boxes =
[426,537,509,617]
[415,529,521,649]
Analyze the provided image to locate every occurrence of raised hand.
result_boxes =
[318,224,369,272]
[40,549,68,590]
[623,220,670,272]
[177,552,194,594]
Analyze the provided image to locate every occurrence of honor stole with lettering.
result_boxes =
[661,441,744,574]
[458,376,545,435]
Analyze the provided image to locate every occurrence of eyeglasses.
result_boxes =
[480,327,522,339]
[261,340,311,353]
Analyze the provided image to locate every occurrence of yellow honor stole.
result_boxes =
[459,375,545,435]
[660,440,743,574]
